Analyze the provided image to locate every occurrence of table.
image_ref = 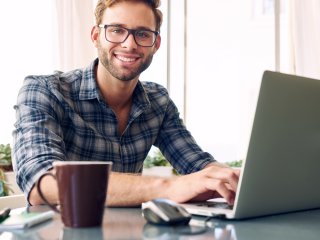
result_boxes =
[1,206,320,239]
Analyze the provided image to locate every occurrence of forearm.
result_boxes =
[106,172,171,207]
[29,171,171,206]
[28,169,59,206]
[204,161,229,168]
[107,165,239,205]
[29,165,240,207]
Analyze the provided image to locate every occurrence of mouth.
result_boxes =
[114,52,141,65]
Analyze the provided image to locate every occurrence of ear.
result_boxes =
[91,26,100,47]
[153,35,161,54]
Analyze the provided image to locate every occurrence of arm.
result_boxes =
[29,169,58,205]
[107,162,239,206]
[13,75,66,204]
[154,97,216,174]
[30,163,239,206]
[28,171,168,206]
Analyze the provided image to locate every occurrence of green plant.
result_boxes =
[0,144,13,196]
[143,149,179,175]
[226,159,243,168]
[0,144,12,171]
[144,150,170,168]
[0,169,12,196]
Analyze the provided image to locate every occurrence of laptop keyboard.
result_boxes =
[196,202,233,210]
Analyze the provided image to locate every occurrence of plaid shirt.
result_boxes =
[13,59,215,196]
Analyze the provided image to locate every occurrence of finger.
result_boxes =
[216,185,235,205]
[205,167,240,192]
[204,178,236,205]
[233,168,241,177]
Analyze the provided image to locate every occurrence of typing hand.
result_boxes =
[166,163,240,205]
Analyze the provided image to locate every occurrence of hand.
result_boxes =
[166,163,240,205]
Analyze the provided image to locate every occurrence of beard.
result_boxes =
[97,41,154,81]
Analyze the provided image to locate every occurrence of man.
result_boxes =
[13,0,239,207]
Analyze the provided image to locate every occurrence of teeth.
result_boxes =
[116,55,136,62]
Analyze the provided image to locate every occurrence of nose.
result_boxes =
[121,33,138,50]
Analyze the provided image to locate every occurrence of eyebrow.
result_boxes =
[105,23,155,31]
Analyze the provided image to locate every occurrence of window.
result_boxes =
[185,0,275,162]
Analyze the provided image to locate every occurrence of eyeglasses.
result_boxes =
[98,24,159,47]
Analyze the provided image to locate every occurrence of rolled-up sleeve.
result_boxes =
[13,76,66,199]
[154,97,216,175]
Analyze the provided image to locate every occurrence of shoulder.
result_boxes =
[21,68,85,102]
[140,81,169,100]
[18,73,60,102]
[22,60,97,100]
[23,69,82,89]
[138,81,180,117]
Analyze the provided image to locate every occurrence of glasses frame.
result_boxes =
[98,24,159,47]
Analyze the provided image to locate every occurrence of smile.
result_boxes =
[115,54,140,63]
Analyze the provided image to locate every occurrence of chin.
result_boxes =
[113,72,139,82]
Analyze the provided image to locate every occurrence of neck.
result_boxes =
[96,63,138,110]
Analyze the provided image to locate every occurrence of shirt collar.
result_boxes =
[79,58,100,101]
[79,58,151,110]
[132,81,151,110]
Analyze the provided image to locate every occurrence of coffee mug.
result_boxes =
[61,227,104,240]
[37,161,112,228]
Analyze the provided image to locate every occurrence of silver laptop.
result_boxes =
[182,70,320,219]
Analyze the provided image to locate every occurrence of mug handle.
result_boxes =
[36,172,60,213]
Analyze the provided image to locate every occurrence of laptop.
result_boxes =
[182,70,320,219]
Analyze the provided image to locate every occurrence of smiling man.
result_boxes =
[13,0,240,207]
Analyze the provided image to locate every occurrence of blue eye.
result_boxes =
[136,31,151,39]
[107,27,126,35]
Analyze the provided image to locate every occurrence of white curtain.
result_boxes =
[288,0,320,79]
[54,0,97,71]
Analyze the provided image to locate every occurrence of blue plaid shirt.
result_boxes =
[13,59,215,196]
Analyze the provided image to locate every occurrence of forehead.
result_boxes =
[102,1,156,29]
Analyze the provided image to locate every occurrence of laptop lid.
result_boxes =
[183,70,320,219]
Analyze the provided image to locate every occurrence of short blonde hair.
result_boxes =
[95,0,163,32]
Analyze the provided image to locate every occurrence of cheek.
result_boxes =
[96,39,115,53]
[146,48,157,57]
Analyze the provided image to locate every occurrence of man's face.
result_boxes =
[94,1,161,82]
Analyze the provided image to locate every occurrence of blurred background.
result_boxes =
[1,0,319,162]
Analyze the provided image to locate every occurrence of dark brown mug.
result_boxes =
[61,227,104,240]
[37,161,112,228]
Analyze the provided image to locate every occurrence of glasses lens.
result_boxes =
[105,26,128,43]
[104,26,157,47]
[134,30,157,47]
